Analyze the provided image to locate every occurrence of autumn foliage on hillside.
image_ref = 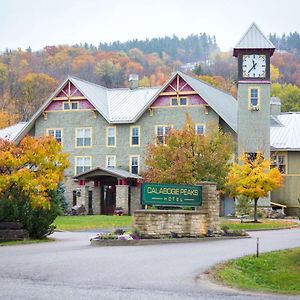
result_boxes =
[1,32,300,124]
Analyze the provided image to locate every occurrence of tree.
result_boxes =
[0,136,69,208]
[226,153,283,222]
[0,136,69,238]
[17,72,57,120]
[0,110,19,129]
[143,114,234,191]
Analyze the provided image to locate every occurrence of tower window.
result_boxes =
[249,88,259,111]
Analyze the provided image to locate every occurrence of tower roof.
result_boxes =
[233,22,275,57]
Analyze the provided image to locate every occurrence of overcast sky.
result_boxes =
[1,0,299,52]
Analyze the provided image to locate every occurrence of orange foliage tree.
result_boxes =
[0,136,69,208]
[143,114,234,191]
[226,153,283,222]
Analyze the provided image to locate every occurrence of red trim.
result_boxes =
[79,180,85,186]
[117,179,121,185]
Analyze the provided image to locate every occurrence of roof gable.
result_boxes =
[233,22,275,56]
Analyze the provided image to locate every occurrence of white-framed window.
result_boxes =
[130,126,140,146]
[107,126,116,147]
[271,153,287,174]
[63,101,79,110]
[170,97,188,106]
[106,155,116,168]
[156,125,172,144]
[75,156,91,175]
[130,155,139,174]
[76,127,92,147]
[47,128,63,143]
[195,124,205,135]
[249,87,260,111]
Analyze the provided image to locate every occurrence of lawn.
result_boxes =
[53,215,133,231]
[53,216,298,232]
[213,247,300,294]
[220,218,298,231]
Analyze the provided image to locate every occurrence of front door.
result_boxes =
[101,186,116,215]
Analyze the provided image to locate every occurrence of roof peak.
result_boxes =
[233,22,275,56]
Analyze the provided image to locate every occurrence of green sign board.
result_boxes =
[142,183,202,207]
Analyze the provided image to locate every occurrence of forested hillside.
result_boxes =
[0,32,300,125]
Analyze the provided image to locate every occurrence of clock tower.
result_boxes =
[233,22,275,159]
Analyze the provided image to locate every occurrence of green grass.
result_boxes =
[221,219,298,231]
[53,216,298,232]
[0,238,54,247]
[214,248,300,294]
[53,215,133,231]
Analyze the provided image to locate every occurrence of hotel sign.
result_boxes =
[142,183,202,207]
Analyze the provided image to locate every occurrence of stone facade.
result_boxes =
[133,182,220,237]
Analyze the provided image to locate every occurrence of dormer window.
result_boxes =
[170,97,188,106]
[63,101,79,110]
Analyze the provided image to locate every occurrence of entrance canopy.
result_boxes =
[74,166,142,186]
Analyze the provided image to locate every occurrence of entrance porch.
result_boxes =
[73,167,142,215]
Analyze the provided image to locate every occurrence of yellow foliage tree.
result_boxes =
[0,136,69,209]
[0,110,19,129]
[226,153,283,222]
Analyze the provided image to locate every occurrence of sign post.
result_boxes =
[142,183,202,207]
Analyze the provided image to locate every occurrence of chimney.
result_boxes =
[270,97,281,116]
[129,74,139,89]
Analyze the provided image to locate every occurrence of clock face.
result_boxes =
[242,54,266,78]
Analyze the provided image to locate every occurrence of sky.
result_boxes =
[0,0,299,52]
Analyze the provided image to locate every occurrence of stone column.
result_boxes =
[92,186,101,214]
[197,182,220,232]
[116,185,129,215]
[130,186,141,215]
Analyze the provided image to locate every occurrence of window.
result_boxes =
[180,97,187,106]
[130,156,139,174]
[246,152,258,162]
[106,155,116,168]
[76,127,92,147]
[130,126,140,146]
[63,101,79,110]
[47,128,62,143]
[171,98,178,106]
[170,97,188,106]
[195,124,205,135]
[249,88,259,110]
[156,125,172,144]
[75,156,91,175]
[107,127,116,147]
[271,154,287,174]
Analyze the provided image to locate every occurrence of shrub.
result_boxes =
[0,187,63,239]
[235,196,252,216]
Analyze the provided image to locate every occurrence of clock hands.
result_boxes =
[248,60,257,73]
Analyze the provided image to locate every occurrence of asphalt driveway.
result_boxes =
[0,228,300,300]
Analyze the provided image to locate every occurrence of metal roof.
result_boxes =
[107,87,158,122]
[0,122,28,141]
[271,113,300,150]
[178,71,238,132]
[74,166,142,180]
[233,22,275,56]
[13,71,239,142]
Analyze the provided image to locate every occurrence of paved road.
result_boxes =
[0,228,300,300]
